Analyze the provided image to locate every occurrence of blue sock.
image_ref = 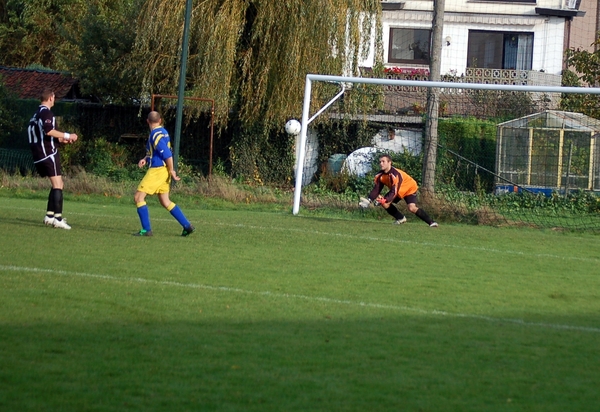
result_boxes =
[136,202,152,231]
[167,203,191,228]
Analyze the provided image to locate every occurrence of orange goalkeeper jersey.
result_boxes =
[369,166,418,203]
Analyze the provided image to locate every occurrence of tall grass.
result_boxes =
[0,170,291,207]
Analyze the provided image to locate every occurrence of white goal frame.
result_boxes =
[292,74,600,215]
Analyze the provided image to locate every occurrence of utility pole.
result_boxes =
[173,0,193,173]
[422,0,445,195]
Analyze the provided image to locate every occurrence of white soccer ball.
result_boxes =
[285,119,301,135]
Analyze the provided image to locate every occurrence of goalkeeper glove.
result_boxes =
[358,197,371,209]
[374,197,386,206]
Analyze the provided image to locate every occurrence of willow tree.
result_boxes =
[134,0,381,125]
[133,0,382,181]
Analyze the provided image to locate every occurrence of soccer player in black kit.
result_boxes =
[27,89,78,229]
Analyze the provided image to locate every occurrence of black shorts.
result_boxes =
[393,193,417,205]
[34,153,62,177]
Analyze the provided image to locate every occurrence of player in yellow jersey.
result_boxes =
[359,154,438,227]
[133,111,195,237]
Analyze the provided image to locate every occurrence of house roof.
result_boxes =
[0,66,79,100]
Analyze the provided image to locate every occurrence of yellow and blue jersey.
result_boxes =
[146,126,173,168]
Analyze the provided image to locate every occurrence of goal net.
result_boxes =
[292,74,600,231]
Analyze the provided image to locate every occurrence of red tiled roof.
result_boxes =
[0,66,79,100]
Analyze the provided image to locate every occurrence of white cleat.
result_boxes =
[429,222,439,228]
[43,216,55,226]
[52,218,71,230]
[394,217,407,225]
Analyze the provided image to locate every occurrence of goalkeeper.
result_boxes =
[359,154,438,227]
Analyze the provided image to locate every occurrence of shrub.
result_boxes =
[230,124,295,185]
[62,137,135,179]
[438,117,496,193]
[315,120,379,168]
[0,80,24,148]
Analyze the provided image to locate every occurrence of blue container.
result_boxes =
[495,185,554,197]
[327,154,347,175]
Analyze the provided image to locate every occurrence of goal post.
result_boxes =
[292,74,600,216]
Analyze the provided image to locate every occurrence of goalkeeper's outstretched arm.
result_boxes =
[368,180,385,202]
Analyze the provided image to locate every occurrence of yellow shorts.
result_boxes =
[137,167,171,195]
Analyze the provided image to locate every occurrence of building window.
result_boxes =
[388,28,431,65]
[467,30,534,70]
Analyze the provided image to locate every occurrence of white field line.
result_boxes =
[4,205,600,264]
[1,264,599,334]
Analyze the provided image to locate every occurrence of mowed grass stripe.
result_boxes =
[2,197,598,317]
[2,264,599,334]
[4,202,600,264]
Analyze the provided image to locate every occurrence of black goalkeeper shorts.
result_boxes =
[394,193,417,205]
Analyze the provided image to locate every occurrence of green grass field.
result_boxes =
[1,194,599,411]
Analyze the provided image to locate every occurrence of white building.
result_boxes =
[361,0,587,85]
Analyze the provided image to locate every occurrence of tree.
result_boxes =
[133,0,382,128]
[0,0,141,103]
[562,41,600,119]
[0,0,80,69]
[62,0,144,103]
[131,0,382,183]
[1,0,383,183]
[422,0,445,195]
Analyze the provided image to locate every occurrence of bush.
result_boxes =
[0,80,24,148]
[438,118,496,193]
[230,124,295,185]
[315,120,379,167]
[468,90,535,120]
[439,184,600,215]
[61,137,137,179]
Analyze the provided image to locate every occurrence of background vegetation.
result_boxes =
[1,0,600,227]
[0,0,385,184]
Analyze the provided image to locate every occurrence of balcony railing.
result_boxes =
[381,67,562,88]
[461,68,562,87]
[362,67,564,117]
